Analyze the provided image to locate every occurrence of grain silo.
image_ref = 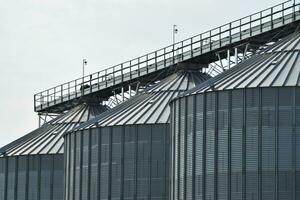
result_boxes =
[64,70,210,200]
[170,31,300,200]
[0,103,107,200]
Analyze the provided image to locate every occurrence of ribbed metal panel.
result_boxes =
[64,70,210,200]
[170,32,300,200]
[0,104,107,156]
[70,71,211,131]
[0,103,107,200]
[171,88,300,200]
[176,32,300,98]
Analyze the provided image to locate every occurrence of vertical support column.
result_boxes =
[121,87,124,103]
[227,49,231,69]
[129,85,132,99]
[235,48,238,65]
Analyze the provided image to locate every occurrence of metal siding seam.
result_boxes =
[79,131,83,200]
[37,155,41,200]
[14,157,18,200]
[184,97,188,200]
[258,88,262,200]
[64,135,67,200]
[25,156,28,200]
[72,133,76,200]
[293,87,296,200]
[228,91,232,200]
[108,127,112,200]
[3,157,7,200]
[215,92,219,200]
[148,125,153,200]
[177,99,180,200]
[50,155,54,200]
[203,92,207,200]
[172,102,176,200]
[120,126,125,200]
[134,125,138,200]
[87,129,92,200]
[192,94,196,200]
[97,128,101,200]
[164,124,168,200]
[242,89,246,200]
[275,88,279,200]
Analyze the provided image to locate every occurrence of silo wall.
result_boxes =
[170,87,300,200]
[64,124,170,200]
[0,154,64,200]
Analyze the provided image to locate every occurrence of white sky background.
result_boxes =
[0,0,284,147]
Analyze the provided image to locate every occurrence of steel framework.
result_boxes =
[34,0,300,114]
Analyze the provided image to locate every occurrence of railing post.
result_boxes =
[54,87,56,104]
[34,94,36,111]
[105,69,108,88]
[163,49,166,67]
[90,75,92,93]
[146,54,149,74]
[173,43,175,64]
[181,41,184,61]
[219,27,222,47]
[200,34,203,54]
[191,38,193,57]
[260,11,263,33]
[229,23,232,44]
[155,51,158,70]
[250,15,252,36]
[47,90,49,107]
[138,58,140,77]
[121,64,124,82]
[129,61,132,80]
[239,19,242,40]
[293,1,296,21]
[61,85,63,102]
[209,30,212,50]
[97,72,100,89]
[75,80,77,98]
[113,67,115,85]
[271,7,274,29]
[68,82,70,100]
[282,3,285,24]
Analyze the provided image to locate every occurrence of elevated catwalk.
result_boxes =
[34,0,300,114]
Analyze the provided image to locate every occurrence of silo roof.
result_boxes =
[0,103,107,157]
[177,31,300,97]
[71,70,210,131]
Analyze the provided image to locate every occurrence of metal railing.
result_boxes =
[34,0,300,112]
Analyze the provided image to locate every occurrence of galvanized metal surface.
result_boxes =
[0,104,107,156]
[177,31,300,97]
[70,71,210,131]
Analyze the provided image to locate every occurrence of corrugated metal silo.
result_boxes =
[170,32,300,200]
[0,103,107,200]
[64,70,211,200]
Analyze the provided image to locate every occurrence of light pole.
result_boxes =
[83,59,87,79]
[173,25,178,63]
[173,25,178,45]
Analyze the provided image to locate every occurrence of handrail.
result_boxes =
[34,0,300,112]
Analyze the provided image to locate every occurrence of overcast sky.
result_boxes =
[0,0,284,147]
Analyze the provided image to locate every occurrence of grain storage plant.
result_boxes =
[170,32,300,200]
[0,103,107,200]
[63,70,210,200]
